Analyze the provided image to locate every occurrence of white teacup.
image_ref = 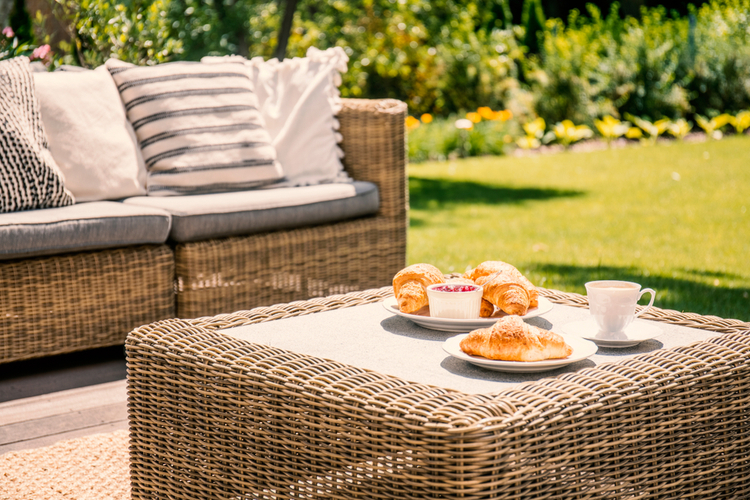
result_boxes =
[585,280,656,334]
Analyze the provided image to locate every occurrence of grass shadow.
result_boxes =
[531,263,750,322]
[408,177,585,210]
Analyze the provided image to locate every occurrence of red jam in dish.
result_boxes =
[431,284,479,293]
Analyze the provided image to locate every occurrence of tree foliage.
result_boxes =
[49,0,182,67]
[39,0,750,122]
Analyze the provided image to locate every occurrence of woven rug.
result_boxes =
[0,430,130,500]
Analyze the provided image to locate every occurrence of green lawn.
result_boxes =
[407,135,750,321]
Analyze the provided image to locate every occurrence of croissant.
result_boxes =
[392,263,445,313]
[459,316,573,362]
[447,277,494,317]
[479,298,495,318]
[464,261,538,308]
[475,272,530,316]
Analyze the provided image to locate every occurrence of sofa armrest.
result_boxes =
[338,98,408,221]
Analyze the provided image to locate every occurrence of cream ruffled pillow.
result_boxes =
[203,47,350,186]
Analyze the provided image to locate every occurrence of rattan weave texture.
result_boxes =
[126,287,750,499]
[1,245,174,364]
[173,98,408,319]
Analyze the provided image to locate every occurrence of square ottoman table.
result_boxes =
[125,286,750,499]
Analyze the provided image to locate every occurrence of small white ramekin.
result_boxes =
[426,283,483,319]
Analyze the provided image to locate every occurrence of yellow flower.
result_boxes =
[553,120,593,147]
[420,113,433,124]
[594,115,630,141]
[730,110,750,133]
[405,116,420,130]
[624,114,668,143]
[654,118,672,135]
[523,117,546,138]
[477,106,496,120]
[696,113,732,139]
[714,113,733,129]
[667,119,692,140]
[516,136,540,149]
[466,111,482,123]
[625,127,643,139]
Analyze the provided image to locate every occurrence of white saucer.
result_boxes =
[560,318,662,348]
[382,296,554,333]
[442,333,597,373]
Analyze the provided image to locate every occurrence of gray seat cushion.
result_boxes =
[123,181,379,243]
[0,201,172,260]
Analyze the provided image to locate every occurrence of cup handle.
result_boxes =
[634,288,656,318]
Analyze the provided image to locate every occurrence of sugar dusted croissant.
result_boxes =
[475,272,530,316]
[464,261,538,308]
[459,316,572,362]
[392,263,445,313]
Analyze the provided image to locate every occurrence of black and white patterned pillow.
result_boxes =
[0,56,74,212]
[105,59,284,196]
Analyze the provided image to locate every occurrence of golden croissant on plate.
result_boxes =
[475,272,530,316]
[459,316,573,362]
[464,260,538,309]
[392,263,445,313]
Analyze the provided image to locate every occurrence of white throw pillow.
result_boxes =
[33,66,147,202]
[203,47,350,186]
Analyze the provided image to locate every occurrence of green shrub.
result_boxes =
[407,112,519,162]
[687,0,750,117]
[525,5,690,126]
[164,0,280,61]
[522,0,546,55]
[46,0,182,68]
[523,1,750,126]
[285,0,525,116]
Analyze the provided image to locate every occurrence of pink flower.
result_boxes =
[2,27,13,38]
[30,44,51,62]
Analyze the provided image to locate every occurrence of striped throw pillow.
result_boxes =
[0,56,74,212]
[105,59,284,196]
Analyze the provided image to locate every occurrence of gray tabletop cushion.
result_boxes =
[122,181,379,242]
[0,202,172,260]
[224,299,718,395]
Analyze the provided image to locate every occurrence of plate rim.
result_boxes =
[442,332,598,372]
[382,295,554,330]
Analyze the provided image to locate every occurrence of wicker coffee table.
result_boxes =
[126,287,750,499]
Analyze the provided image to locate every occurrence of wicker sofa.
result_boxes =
[0,98,407,365]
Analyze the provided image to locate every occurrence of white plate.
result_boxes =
[382,296,554,333]
[442,333,597,373]
[560,318,662,348]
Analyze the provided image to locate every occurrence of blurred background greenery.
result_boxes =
[4,0,750,127]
